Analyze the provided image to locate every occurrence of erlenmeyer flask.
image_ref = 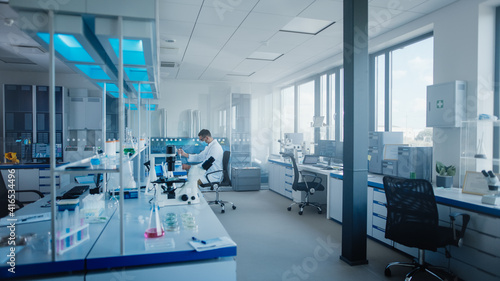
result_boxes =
[144,201,164,238]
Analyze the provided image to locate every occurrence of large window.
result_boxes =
[373,35,434,146]
[375,54,385,131]
[298,80,315,150]
[281,86,294,136]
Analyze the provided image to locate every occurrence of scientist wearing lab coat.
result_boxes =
[178,129,224,186]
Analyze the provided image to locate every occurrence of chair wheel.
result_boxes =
[232,205,236,210]
[221,209,225,213]
[318,210,322,214]
[287,207,291,211]
[384,268,391,277]
[298,211,303,215]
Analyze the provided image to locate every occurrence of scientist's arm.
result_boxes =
[178,148,188,158]
[186,146,209,163]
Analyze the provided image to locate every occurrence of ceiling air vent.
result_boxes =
[161,61,177,68]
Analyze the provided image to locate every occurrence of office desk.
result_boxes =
[0,187,237,280]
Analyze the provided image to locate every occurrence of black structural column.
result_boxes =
[340,0,369,265]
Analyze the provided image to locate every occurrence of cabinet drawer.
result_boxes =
[450,255,500,281]
[450,207,500,237]
[372,226,393,246]
[372,214,387,230]
[372,188,386,202]
[372,201,387,217]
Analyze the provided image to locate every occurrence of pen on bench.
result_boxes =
[192,236,206,244]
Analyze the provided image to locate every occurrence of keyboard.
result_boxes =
[62,185,89,199]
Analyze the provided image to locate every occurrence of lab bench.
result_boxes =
[0,186,237,280]
[268,159,500,281]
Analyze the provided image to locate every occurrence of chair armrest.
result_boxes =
[299,171,323,192]
[205,170,223,186]
[15,199,24,209]
[17,190,45,198]
[449,212,471,245]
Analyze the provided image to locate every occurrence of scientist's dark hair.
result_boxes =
[198,129,211,138]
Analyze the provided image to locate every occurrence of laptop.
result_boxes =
[302,155,319,165]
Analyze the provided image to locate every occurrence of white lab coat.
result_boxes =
[188,139,224,184]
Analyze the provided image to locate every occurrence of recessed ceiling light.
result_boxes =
[165,39,176,43]
[280,17,335,35]
[226,72,255,77]
[247,51,283,61]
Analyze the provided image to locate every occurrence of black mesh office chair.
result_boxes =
[0,171,44,218]
[283,154,324,215]
[202,151,236,213]
[383,176,470,281]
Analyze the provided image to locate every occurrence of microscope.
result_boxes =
[481,170,500,205]
[155,145,200,207]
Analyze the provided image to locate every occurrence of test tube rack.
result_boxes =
[56,223,90,255]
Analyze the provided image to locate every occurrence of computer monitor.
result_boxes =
[316,140,336,158]
[32,143,62,162]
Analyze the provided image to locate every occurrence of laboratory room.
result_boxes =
[1,0,500,280]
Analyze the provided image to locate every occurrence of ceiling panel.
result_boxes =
[159,35,189,62]
[160,20,195,37]
[240,12,293,31]
[199,67,226,80]
[158,2,201,22]
[317,20,342,38]
[191,23,237,40]
[197,5,249,27]
[209,52,244,71]
[232,59,270,74]
[182,54,215,69]
[230,26,276,44]
[410,0,456,14]
[377,10,426,31]
[160,67,178,79]
[202,0,260,12]
[161,0,203,5]
[299,0,344,22]
[289,34,339,58]
[221,39,261,58]
[257,31,313,54]
[184,35,226,57]
[253,0,315,16]
[176,63,205,79]
[370,0,427,12]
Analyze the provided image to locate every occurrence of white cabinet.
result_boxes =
[368,187,393,246]
[328,178,343,222]
[366,187,373,236]
[446,206,500,281]
[268,161,293,199]
[283,166,293,199]
[68,97,102,130]
[426,80,466,127]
